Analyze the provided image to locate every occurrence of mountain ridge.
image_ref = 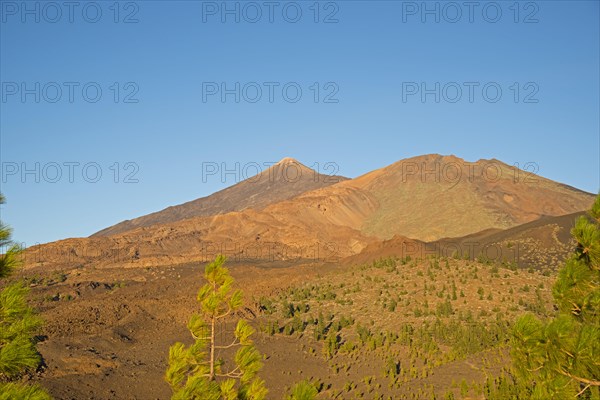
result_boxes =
[23,154,595,270]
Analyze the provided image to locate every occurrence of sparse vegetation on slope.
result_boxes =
[253,254,555,398]
[12,190,593,398]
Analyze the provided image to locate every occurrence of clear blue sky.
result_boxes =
[1,0,599,246]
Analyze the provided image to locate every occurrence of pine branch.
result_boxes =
[561,348,575,359]
[216,368,243,379]
[216,305,233,320]
[527,365,544,372]
[191,333,211,341]
[570,301,582,316]
[556,368,600,387]
[214,338,240,350]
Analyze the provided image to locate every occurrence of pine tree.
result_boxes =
[384,356,400,379]
[165,255,268,400]
[0,194,51,399]
[511,194,600,399]
[0,194,20,280]
[285,380,317,400]
[322,330,339,360]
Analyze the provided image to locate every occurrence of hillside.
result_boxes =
[341,154,593,241]
[14,154,597,400]
[246,154,593,243]
[23,154,594,270]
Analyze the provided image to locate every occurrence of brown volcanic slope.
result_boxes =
[93,158,347,237]
[252,154,594,243]
[24,154,594,270]
[343,154,594,241]
[344,211,585,271]
[433,211,585,269]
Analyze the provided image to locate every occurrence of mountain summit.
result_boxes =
[93,158,347,237]
[342,154,594,240]
[277,157,299,164]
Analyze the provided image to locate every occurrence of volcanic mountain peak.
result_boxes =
[306,153,594,241]
[264,157,318,181]
[92,157,348,237]
[276,156,300,165]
